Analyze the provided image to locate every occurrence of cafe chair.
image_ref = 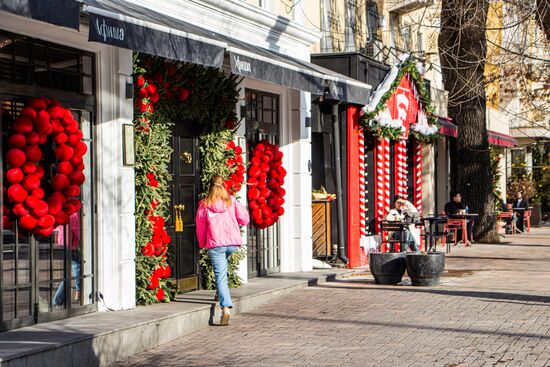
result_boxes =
[524,209,531,233]
[380,220,412,252]
[443,218,464,246]
[497,211,515,235]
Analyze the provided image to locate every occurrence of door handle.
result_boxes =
[180,152,192,164]
[174,204,185,232]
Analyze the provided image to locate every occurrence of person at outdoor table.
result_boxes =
[444,191,473,246]
[512,191,529,233]
[385,196,420,252]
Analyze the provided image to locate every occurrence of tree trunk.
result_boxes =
[536,0,550,41]
[438,0,499,243]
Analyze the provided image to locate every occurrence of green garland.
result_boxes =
[199,247,246,290]
[133,54,242,304]
[361,57,440,143]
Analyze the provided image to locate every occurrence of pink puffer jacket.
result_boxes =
[195,196,250,249]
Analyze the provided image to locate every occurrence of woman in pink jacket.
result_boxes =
[196,175,250,325]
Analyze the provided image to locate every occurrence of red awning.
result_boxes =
[438,117,458,137]
[487,130,518,147]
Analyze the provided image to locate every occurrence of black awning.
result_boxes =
[0,0,80,30]
[84,2,225,68]
[83,0,370,104]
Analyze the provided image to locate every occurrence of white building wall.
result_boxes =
[0,13,137,311]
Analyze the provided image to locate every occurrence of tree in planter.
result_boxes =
[439,0,498,242]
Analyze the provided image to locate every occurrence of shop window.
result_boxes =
[0,30,96,331]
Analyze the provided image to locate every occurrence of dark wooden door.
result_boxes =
[169,123,200,292]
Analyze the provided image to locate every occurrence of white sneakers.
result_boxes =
[220,307,231,326]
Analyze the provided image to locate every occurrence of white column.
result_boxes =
[422,144,435,215]
[95,47,136,310]
[280,89,312,272]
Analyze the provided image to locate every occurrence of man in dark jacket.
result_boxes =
[444,191,473,245]
[512,191,529,233]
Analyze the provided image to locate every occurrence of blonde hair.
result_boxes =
[203,175,232,208]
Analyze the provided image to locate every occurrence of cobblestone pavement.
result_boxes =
[114,229,550,367]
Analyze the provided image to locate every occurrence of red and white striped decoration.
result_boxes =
[394,140,408,199]
[414,141,423,213]
[375,138,387,235]
[358,129,367,237]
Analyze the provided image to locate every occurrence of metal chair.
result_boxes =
[380,220,413,252]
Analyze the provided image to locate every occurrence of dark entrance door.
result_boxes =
[244,89,281,278]
[169,122,200,292]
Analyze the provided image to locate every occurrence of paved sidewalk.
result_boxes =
[115,228,550,367]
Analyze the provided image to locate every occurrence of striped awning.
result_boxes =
[487,130,518,147]
[438,116,458,138]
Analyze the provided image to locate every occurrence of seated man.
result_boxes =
[512,191,529,233]
[386,196,420,252]
[444,191,473,246]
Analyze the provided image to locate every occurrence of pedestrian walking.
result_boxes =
[196,175,250,326]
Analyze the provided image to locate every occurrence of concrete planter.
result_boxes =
[406,252,445,286]
[369,252,407,285]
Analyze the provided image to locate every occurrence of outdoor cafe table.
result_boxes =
[448,213,479,245]
[422,215,448,252]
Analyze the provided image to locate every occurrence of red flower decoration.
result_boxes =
[224,141,245,195]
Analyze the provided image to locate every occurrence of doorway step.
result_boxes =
[0,269,354,367]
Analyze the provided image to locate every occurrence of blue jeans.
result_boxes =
[392,230,419,252]
[53,260,81,306]
[208,246,239,309]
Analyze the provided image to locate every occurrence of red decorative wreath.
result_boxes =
[224,141,245,195]
[3,98,87,237]
[247,140,286,229]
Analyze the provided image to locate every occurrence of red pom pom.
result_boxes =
[66,199,81,213]
[252,208,262,219]
[249,201,259,210]
[35,226,54,237]
[74,141,88,156]
[141,243,154,257]
[8,184,28,203]
[47,199,62,215]
[54,212,69,225]
[34,111,51,132]
[48,106,66,119]
[32,188,45,199]
[54,133,68,145]
[64,185,81,198]
[278,207,285,216]
[51,119,64,134]
[178,88,190,102]
[25,132,39,145]
[50,191,67,205]
[57,161,73,175]
[149,93,160,104]
[19,214,38,230]
[70,155,83,167]
[148,275,159,289]
[28,98,47,111]
[248,166,261,178]
[65,122,78,134]
[23,174,40,190]
[37,133,48,144]
[55,144,74,161]
[234,146,243,155]
[250,157,261,166]
[7,168,24,184]
[35,166,45,178]
[7,149,26,168]
[13,117,34,134]
[13,203,29,217]
[20,106,37,120]
[155,288,165,302]
[146,83,157,95]
[261,155,269,163]
[247,177,258,186]
[69,171,85,185]
[137,87,148,98]
[52,174,70,191]
[8,133,27,149]
[248,187,260,200]
[63,203,76,216]
[31,200,49,217]
[260,163,270,173]
[25,195,39,208]
[25,145,42,162]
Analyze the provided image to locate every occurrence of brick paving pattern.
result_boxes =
[115,229,550,367]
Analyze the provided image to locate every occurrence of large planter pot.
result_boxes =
[369,252,407,285]
[406,252,445,286]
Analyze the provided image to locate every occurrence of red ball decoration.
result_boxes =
[248,187,260,201]
[8,133,27,148]
[7,149,26,168]
[31,200,49,217]
[47,199,62,215]
[35,226,54,237]
[52,174,70,191]
[25,145,42,162]
[25,196,39,208]
[54,212,70,225]
[23,175,41,190]
[55,144,74,161]
[20,106,37,120]
[7,184,28,203]
[51,191,67,205]
[13,204,29,217]
[13,117,34,134]
[26,132,40,145]
[28,98,46,111]
[54,133,68,145]
[7,168,24,184]
[57,161,73,175]
[64,185,81,198]
[32,188,45,199]
[19,214,38,230]
[148,275,159,289]
[67,199,82,212]
[69,171,85,185]
[155,288,165,302]
[22,161,37,174]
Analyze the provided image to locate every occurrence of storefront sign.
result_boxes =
[0,0,80,30]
